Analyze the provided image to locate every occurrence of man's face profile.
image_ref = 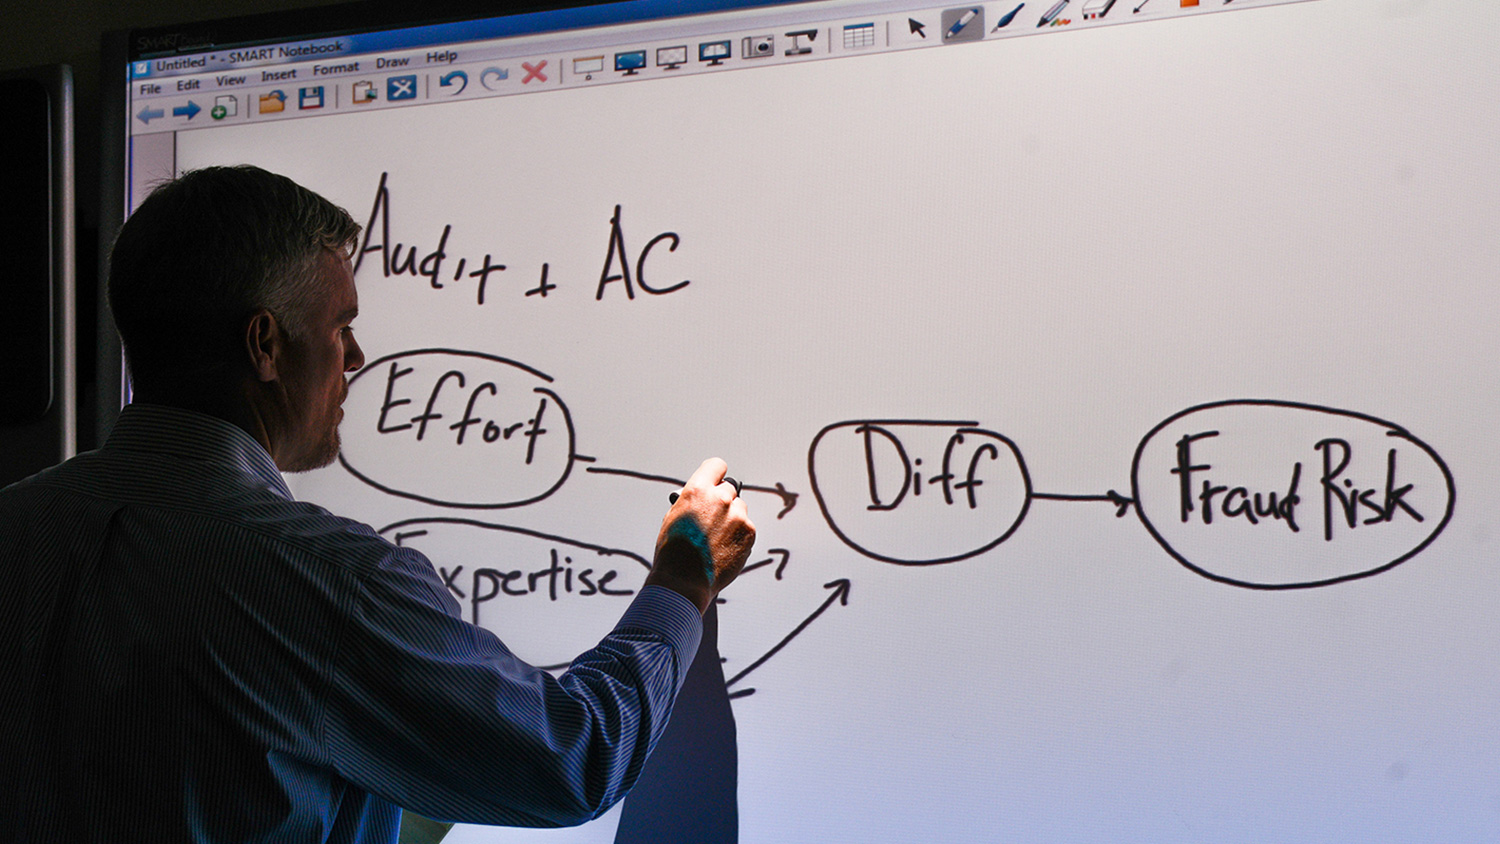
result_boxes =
[276,251,365,472]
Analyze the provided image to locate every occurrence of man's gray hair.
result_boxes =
[108,165,360,393]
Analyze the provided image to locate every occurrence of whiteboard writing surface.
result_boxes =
[161,1,1500,840]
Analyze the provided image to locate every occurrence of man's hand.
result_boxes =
[644,458,756,614]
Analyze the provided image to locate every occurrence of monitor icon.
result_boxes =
[699,40,731,66]
[656,46,688,70]
[573,56,605,80]
[614,50,647,75]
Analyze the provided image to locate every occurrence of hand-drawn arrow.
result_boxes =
[1031,489,1135,517]
[739,548,791,579]
[725,579,851,697]
[582,462,799,518]
[740,481,797,518]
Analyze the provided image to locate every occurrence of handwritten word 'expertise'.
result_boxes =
[437,551,635,627]
[352,171,691,304]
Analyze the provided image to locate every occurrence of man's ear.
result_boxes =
[245,309,281,383]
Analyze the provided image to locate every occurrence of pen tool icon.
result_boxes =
[994,3,1026,30]
[1038,0,1069,26]
[942,6,978,40]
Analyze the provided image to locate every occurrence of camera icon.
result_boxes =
[741,35,774,58]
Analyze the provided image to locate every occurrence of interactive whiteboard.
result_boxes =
[127,0,1500,840]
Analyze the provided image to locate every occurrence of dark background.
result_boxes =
[3,0,344,449]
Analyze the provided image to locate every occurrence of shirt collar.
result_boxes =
[104,403,294,500]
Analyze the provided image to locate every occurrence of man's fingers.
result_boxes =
[685,457,728,491]
[651,459,758,610]
[728,495,751,524]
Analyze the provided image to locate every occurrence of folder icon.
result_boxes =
[259,90,286,114]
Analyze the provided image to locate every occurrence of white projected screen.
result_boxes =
[129,0,1499,840]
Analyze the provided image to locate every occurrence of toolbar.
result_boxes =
[129,0,1312,135]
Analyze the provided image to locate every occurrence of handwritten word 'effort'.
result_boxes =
[351,172,690,304]
[340,350,577,508]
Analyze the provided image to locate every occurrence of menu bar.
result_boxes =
[129,0,1314,135]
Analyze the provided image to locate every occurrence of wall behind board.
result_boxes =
[0,0,356,453]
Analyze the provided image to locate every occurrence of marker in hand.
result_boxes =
[670,476,741,504]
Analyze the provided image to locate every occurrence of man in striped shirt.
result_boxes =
[0,165,756,843]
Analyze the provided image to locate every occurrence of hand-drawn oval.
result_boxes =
[339,349,576,508]
[1131,400,1454,589]
[381,518,649,669]
[808,420,1031,565]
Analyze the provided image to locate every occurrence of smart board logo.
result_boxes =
[134,30,215,53]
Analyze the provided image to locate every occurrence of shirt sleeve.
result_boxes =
[319,543,702,827]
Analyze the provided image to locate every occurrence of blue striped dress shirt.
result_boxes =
[0,403,702,843]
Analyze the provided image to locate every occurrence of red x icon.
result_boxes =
[521,60,548,84]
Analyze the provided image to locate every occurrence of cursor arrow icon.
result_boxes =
[909,18,928,37]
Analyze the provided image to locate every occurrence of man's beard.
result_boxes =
[282,413,342,473]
